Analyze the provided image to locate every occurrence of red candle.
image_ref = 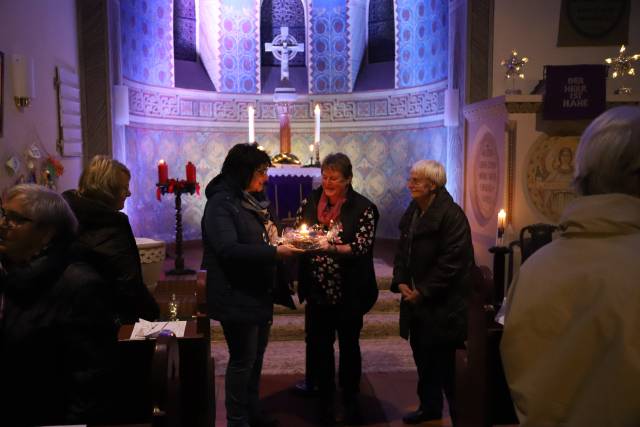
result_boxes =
[158,159,168,183]
[186,161,196,182]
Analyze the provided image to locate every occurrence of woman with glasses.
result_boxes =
[391,160,474,425]
[63,155,159,325]
[296,152,379,425]
[0,184,117,426]
[201,143,302,427]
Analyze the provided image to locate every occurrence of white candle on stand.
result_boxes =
[497,209,506,246]
[248,105,255,143]
[314,104,321,143]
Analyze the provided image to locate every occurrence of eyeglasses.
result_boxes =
[0,207,34,229]
[407,178,429,186]
[255,167,269,176]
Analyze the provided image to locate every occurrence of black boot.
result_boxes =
[342,395,363,425]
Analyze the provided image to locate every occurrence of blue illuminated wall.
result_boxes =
[309,0,351,93]
[395,0,448,88]
[121,0,175,86]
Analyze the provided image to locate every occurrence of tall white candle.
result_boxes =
[248,105,255,143]
[314,104,321,143]
[497,209,506,246]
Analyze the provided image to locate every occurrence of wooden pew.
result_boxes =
[455,266,518,427]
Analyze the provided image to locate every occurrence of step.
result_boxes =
[211,336,415,376]
[212,311,400,342]
[274,289,400,315]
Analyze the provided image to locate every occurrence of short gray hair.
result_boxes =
[574,106,640,196]
[410,159,447,188]
[7,184,78,243]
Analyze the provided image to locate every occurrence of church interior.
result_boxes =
[0,0,639,426]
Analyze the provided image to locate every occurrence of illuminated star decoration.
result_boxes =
[501,49,529,80]
[500,50,529,94]
[605,44,639,94]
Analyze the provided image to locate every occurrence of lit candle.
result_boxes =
[309,144,315,153]
[186,161,196,183]
[497,209,506,246]
[158,159,168,184]
[299,223,309,236]
[314,104,321,143]
[248,105,255,143]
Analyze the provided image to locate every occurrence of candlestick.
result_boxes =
[248,105,255,143]
[314,104,321,143]
[158,159,168,184]
[186,161,196,183]
[497,209,506,246]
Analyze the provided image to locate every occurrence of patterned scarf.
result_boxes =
[317,191,346,226]
[241,191,278,244]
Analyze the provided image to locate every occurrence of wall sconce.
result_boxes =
[113,84,130,125]
[11,54,35,109]
[444,88,459,127]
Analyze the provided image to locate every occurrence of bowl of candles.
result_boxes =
[282,224,326,250]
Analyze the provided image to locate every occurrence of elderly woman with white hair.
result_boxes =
[501,106,640,427]
[391,159,474,424]
[0,184,117,426]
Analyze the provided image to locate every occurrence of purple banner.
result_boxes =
[543,65,607,120]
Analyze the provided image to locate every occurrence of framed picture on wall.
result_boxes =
[0,51,4,137]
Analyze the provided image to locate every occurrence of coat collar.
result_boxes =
[400,188,454,235]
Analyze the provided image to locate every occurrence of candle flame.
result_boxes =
[314,104,321,114]
[300,223,309,234]
[159,159,165,164]
[498,209,506,221]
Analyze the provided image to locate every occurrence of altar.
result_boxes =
[266,166,321,221]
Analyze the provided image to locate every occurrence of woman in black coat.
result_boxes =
[201,143,301,427]
[0,184,117,426]
[63,156,159,325]
[296,153,379,425]
[391,160,474,425]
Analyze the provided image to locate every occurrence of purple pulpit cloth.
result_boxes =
[266,166,321,221]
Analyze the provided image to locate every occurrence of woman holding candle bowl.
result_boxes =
[295,152,379,425]
[201,142,302,427]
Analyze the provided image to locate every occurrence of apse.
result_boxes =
[118,0,455,242]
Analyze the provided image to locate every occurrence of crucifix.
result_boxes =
[265,26,304,82]
[265,27,305,165]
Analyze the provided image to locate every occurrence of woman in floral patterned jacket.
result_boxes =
[296,152,379,425]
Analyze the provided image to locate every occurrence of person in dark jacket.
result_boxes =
[63,155,159,325]
[0,184,117,426]
[201,143,301,427]
[296,153,379,425]
[391,160,474,425]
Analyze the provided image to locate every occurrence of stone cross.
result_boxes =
[265,26,304,82]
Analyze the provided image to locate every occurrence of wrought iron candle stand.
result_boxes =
[157,180,198,275]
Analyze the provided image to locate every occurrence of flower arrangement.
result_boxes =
[156,179,200,201]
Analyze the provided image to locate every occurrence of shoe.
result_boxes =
[343,399,364,425]
[317,399,337,425]
[290,379,319,397]
[402,408,441,424]
[249,412,279,427]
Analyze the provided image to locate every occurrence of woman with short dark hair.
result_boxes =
[63,155,159,325]
[0,184,117,426]
[201,143,301,427]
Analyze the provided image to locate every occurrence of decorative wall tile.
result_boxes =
[121,0,175,87]
[395,0,448,88]
[309,0,351,93]
[125,125,449,241]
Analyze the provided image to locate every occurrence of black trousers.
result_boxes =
[221,321,271,427]
[409,329,457,420]
[306,302,364,399]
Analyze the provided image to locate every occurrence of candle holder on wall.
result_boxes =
[156,179,199,275]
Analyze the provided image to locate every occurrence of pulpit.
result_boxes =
[266,166,321,222]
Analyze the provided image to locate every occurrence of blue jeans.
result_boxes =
[221,321,271,427]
